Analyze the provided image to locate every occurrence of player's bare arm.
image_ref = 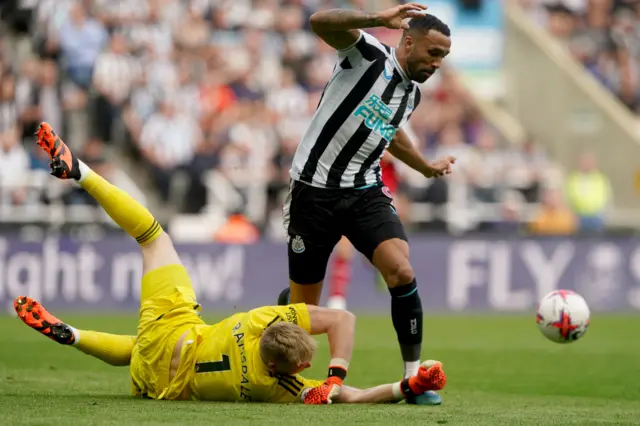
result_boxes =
[388,128,455,178]
[309,3,428,50]
[336,360,446,404]
[308,305,355,363]
[299,305,447,405]
[300,305,355,404]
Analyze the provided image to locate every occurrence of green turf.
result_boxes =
[1,312,639,425]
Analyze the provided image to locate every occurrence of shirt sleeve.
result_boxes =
[245,303,312,334]
[270,373,325,403]
[335,30,390,70]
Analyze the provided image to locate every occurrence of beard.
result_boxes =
[412,71,431,84]
[407,62,436,83]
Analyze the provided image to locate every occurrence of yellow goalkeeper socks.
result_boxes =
[77,161,163,246]
[72,329,136,366]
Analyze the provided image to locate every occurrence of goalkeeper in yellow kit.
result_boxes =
[14,123,447,405]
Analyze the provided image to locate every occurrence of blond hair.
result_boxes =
[260,321,317,373]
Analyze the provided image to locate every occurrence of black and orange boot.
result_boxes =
[14,296,75,345]
[35,122,80,180]
[414,360,447,392]
[401,360,446,405]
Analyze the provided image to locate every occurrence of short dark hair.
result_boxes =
[405,13,451,37]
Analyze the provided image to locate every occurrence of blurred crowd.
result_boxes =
[0,0,614,240]
[519,0,640,115]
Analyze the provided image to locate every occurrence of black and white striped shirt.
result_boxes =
[290,30,421,189]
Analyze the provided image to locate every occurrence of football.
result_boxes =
[536,290,591,343]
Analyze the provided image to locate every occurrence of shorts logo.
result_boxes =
[291,236,305,254]
[382,186,396,208]
[382,186,393,199]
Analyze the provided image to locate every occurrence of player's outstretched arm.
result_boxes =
[297,360,447,404]
[300,306,355,404]
[338,384,401,403]
[334,360,447,404]
[308,305,355,370]
[309,3,427,50]
[388,128,455,178]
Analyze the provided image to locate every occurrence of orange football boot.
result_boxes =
[400,360,446,405]
[14,296,75,345]
[413,360,447,392]
[35,122,80,180]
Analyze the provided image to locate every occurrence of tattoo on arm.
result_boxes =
[311,9,382,32]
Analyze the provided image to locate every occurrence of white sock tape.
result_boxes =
[391,381,404,400]
[329,358,349,370]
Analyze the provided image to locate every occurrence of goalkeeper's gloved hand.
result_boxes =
[302,365,347,405]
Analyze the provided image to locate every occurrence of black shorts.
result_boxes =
[283,180,407,284]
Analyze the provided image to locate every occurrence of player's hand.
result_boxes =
[424,155,456,178]
[302,377,343,405]
[375,3,428,30]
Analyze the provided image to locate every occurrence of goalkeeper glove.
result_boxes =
[302,365,347,405]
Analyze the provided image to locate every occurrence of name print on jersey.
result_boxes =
[353,94,397,142]
[232,322,252,401]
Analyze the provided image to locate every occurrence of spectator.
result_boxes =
[16,59,82,143]
[15,58,41,138]
[610,5,640,110]
[58,2,108,90]
[172,60,202,122]
[565,151,612,232]
[213,212,260,244]
[36,60,65,136]
[498,191,525,234]
[529,187,577,235]
[0,126,30,206]
[466,128,504,203]
[32,0,77,61]
[0,71,18,133]
[503,138,547,203]
[143,44,179,101]
[126,2,173,58]
[121,68,156,148]
[173,6,211,53]
[200,65,237,131]
[220,101,277,204]
[92,34,139,143]
[266,67,309,122]
[0,0,580,237]
[530,0,640,115]
[139,98,201,202]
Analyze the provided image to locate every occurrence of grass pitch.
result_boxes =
[0,313,639,425]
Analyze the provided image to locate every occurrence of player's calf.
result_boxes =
[14,296,135,366]
[374,240,424,378]
[36,122,164,249]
